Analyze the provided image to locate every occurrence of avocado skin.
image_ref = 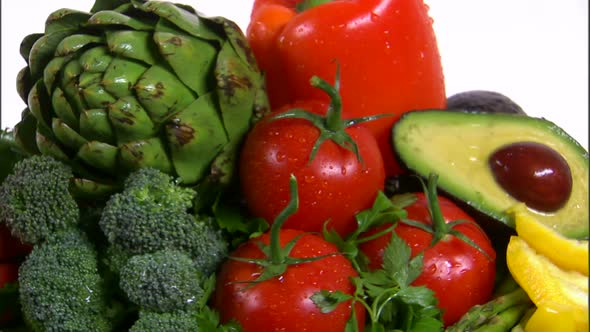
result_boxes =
[447,90,527,115]
[391,110,589,239]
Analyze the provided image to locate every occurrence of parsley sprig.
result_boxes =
[317,187,444,331]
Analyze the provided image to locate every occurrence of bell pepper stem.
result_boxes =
[296,0,333,12]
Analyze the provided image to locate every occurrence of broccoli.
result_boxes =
[0,155,79,244]
[99,167,229,275]
[119,250,205,313]
[129,310,201,332]
[18,230,113,332]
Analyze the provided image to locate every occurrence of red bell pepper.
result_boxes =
[247,0,446,175]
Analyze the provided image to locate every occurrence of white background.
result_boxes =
[1,0,588,148]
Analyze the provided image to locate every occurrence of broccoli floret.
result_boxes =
[129,310,201,332]
[0,155,78,244]
[18,230,112,332]
[119,250,205,313]
[99,167,229,275]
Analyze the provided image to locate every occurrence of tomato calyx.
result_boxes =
[270,67,389,166]
[229,175,336,285]
[401,173,493,260]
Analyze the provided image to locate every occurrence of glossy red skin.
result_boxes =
[213,229,365,331]
[0,262,19,324]
[239,100,386,237]
[0,223,31,261]
[247,0,446,176]
[358,193,496,326]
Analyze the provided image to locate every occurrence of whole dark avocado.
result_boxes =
[392,110,589,239]
[447,90,527,115]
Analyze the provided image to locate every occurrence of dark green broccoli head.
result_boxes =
[119,250,204,313]
[99,167,229,275]
[18,230,111,332]
[129,310,201,332]
[0,155,79,244]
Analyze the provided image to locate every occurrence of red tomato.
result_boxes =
[0,262,19,324]
[239,100,386,237]
[213,229,364,331]
[0,223,31,261]
[358,193,496,326]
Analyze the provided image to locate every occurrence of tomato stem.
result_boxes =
[269,174,300,264]
[309,72,344,132]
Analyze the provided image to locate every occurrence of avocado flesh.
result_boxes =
[392,110,589,239]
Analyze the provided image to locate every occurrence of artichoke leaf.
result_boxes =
[62,76,88,115]
[91,0,130,13]
[79,109,116,144]
[19,33,44,62]
[28,30,77,80]
[102,57,149,98]
[36,128,69,161]
[70,177,119,199]
[51,87,79,130]
[61,58,83,84]
[105,30,159,65]
[55,34,104,57]
[81,82,117,109]
[78,46,114,72]
[77,141,119,174]
[208,16,259,70]
[44,9,92,34]
[43,56,69,93]
[52,118,88,150]
[17,67,34,104]
[27,80,53,131]
[13,109,40,155]
[134,0,222,43]
[133,64,196,124]
[108,96,157,144]
[119,137,173,174]
[165,92,228,184]
[87,10,155,30]
[215,40,256,141]
[78,72,103,89]
[153,29,216,96]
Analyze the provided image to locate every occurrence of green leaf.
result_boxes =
[395,286,438,308]
[381,231,414,287]
[310,290,354,314]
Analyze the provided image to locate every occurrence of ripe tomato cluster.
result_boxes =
[213,0,497,330]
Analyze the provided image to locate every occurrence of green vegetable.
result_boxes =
[18,230,113,332]
[99,167,229,275]
[0,129,24,183]
[446,287,533,332]
[0,155,79,244]
[314,194,444,332]
[129,310,202,332]
[13,0,269,200]
[119,249,205,313]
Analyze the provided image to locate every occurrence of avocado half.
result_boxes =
[392,110,589,239]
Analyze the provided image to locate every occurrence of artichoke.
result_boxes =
[12,0,269,199]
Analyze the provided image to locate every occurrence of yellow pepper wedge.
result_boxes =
[525,304,577,332]
[510,205,589,276]
[506,236,588,332]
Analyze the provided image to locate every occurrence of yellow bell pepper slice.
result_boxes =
[506,236,588,332]
[510,205,589,276]
[525,304,576,332]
